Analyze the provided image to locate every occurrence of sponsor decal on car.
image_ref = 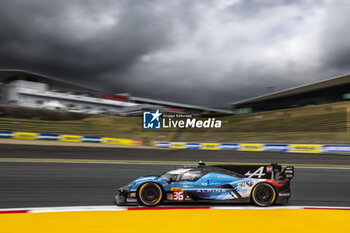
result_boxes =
[278,193,291,197]
[169,188,184,201]
[196,189,226,193]
[245,166,266,178]
[266,166,273,173]
[171,188,184,192]
[237,181,254,187]
[238,189,251,197]
[167,193,173,200]
[173,191,184,201]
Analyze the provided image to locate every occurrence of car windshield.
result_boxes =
[158,168,190,181]
[180,170,202,181]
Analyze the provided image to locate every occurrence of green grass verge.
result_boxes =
[1,100,350,144]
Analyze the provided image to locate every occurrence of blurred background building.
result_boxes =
[231,73,350,114]
[0,69,232,116]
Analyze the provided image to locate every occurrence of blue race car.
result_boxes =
[115,162,294,207]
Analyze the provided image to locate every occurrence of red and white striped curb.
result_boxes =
[0,205,350,214]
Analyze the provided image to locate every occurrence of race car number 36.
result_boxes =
[173,191,184,201]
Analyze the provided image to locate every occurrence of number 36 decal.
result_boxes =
[173,191,184,201]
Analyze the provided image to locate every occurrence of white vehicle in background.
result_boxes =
[42,101,67,111]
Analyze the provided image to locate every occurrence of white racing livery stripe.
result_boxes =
[0,205,350,214]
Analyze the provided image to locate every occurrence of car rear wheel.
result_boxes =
[137,182,163,206]
[251,183,276,207]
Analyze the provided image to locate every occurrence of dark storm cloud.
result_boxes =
[0,0,185,86]
[1,0,350,107]
[225,0,308,17]
[320,1,350,74]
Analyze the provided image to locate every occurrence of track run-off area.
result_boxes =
[0,143,349,232]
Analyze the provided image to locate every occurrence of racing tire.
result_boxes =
[251,183,276,207]
[137,182,163,206]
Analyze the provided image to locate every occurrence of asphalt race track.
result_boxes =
[0,162,349,208]
[0,144,349,208]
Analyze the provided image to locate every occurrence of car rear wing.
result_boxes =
[278,166,294,180]
[209,164,293,180]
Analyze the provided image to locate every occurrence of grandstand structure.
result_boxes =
[231,73,350,114]
[0,69,231,116]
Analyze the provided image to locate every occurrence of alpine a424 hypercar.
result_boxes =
[116,162,294,207]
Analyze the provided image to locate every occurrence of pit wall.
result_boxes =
[0,131,137,145]
[156,142,350,154]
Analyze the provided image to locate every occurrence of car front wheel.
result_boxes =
[137,182,163,206]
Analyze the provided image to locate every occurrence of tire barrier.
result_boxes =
[156,142,350,154]
[0,131,135,146]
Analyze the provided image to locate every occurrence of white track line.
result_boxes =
[29,206,127,213]
[295,166,350,170]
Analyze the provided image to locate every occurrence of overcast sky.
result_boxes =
[1,0,350,107]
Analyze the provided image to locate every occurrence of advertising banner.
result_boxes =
[0,130,136,146]
[220,143,240,150]
[0,131,14,138]
[264,144,289,152]
[322,145,350,154]
[186,143,202,149]
[59,134,82,142]
[170,142,187,149]
[201,143,220,150]
[101,137,134,145]
[157,142,171,148]
[38,133,60,140]
[289,144,322,153]
[239,144,264,151]
[82,136,102,143]
[13,132,39,140]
